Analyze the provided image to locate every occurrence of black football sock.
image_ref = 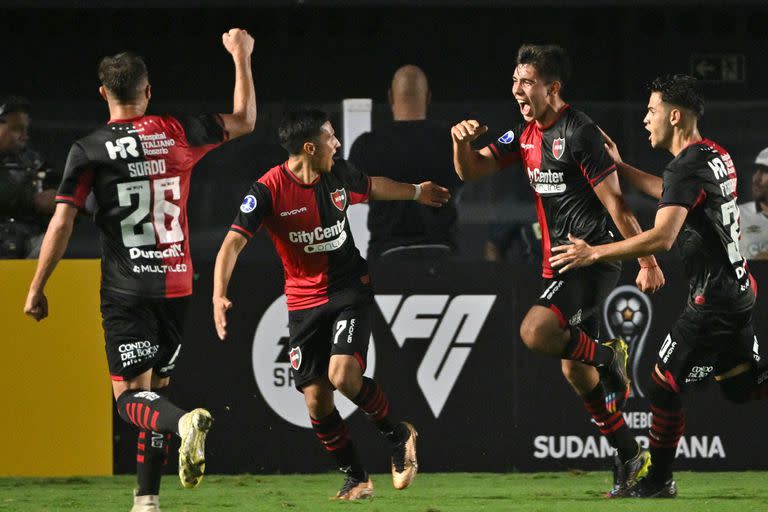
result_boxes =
[116,389,186,434]
[582,384,637,462]
[351,377,406,445]
[136,429,165,496]
[562,326,614,368]
[647,370,684,483]
[311,408,367,481]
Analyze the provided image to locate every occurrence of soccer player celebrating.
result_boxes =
[213,109,449,500]
[550,74,762,498]
[24,29,256,512]
[451,44,665,494]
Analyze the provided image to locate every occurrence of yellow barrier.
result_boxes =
[0,260,112,476]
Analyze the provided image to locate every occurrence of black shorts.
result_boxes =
[287,284,374,391]
[536,262,621,337]
[657,306,758,390]
[101,289,190,381]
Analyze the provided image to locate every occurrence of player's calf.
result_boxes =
[351,377,418,489]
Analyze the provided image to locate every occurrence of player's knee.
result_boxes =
[719,370,755,404]
[519,317,547,351]
[328,359,362,396]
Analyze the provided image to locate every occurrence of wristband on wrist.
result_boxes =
[413,184,422,201]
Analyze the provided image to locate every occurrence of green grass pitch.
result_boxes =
[2,472,767,511]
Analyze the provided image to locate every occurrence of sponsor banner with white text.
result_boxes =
[113,260,768,473]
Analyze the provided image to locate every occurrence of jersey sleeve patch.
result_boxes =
[230,181,273,237]
[486,127,521,168]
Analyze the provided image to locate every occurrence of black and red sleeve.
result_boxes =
[229,181,273,240]
[175,114,228,147]
[333,159,371,205]
[570,123,617,188]
[659,153,703,209]
[486,126,522,168]
[56,142,94,210]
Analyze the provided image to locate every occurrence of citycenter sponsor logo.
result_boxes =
[289,218,348,253]
[527,167,566,194]
[129,243,184,260]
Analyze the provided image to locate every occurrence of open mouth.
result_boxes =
[518,101,532,117]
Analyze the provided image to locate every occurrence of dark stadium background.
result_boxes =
[3,0,767,261]
[3,0,768,477]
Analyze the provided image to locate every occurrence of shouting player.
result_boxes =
[24,29,256,512]
[213,109,449,500]
[451,44,665,493]
[550,75,762,498]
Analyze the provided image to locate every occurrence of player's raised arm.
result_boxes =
[24,203,78,321]
[212,231,249,341]
[451,119,499,181]
[369,176,450,207]
[599,127,663,200]
[219,28,256,139]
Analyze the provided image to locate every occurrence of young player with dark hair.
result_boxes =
[213,109,450,500]
[551,74,762,498]
[24,29,256,512]
[451,44,665,495]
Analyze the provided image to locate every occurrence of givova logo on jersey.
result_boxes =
[252,293,496,427]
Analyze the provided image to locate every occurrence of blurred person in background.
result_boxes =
[349,65,462,264]
[0,96,59,258]
[738,147,768,259]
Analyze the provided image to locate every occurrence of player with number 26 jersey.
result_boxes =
[57,114,225,298]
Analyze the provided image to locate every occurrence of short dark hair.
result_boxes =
[517,44,571,86]
[0,96,31,121]
[278,110,329,155]
[648,74,704,118]
[98,52,149,104]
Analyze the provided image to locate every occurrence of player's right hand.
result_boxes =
[24,290,48,321]
[222,28,254,58]
[451,120,488,144]
[213,295,233,341]
[598,126,623,164]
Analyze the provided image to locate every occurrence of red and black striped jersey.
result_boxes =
[487,106,618,278]
[57,114,227,298]
[659,138,756,312]
[230,159,371,311]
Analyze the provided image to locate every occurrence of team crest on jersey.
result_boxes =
[498,130,515,145]
[552,138,565,160]
[289,346,302,370]
[331,188,347,211]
